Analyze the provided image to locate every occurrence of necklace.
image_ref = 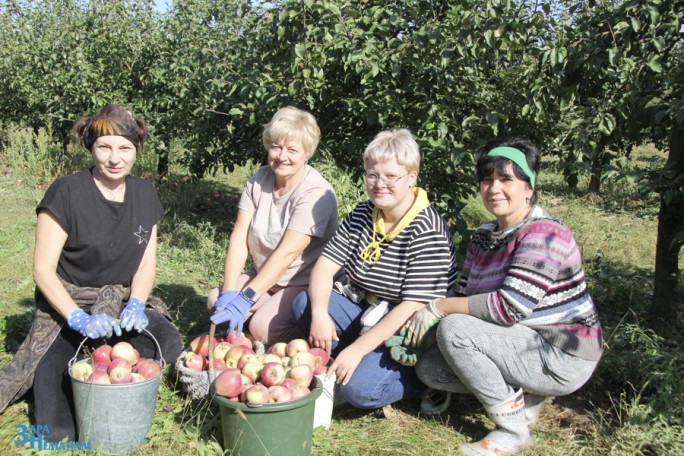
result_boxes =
[94,174,125,201]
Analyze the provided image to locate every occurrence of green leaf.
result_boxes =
[646,55,662,73]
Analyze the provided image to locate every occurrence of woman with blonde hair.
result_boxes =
[292,128,458,409]
[208,106,338,344]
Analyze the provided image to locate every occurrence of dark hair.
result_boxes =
[475,136,541,205]
[71,105,149,152]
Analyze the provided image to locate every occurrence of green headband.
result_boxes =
[486,146,536,189]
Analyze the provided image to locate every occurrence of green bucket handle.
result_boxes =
[68,328,167,370]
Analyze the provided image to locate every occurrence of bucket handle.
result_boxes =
[68,328,166,370]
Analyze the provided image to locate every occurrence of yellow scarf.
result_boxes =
[359,187,431,265]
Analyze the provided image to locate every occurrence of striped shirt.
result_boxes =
[323,201,458,304]
[461,206,603,361]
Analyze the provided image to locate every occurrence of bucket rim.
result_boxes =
[68,328,167,370]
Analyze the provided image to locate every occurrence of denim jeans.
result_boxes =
[292,290,424,409]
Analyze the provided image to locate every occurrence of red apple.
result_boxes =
[290,385,311,399]
[268,385,292,403]
[241,384,270,404]
[111,342,137,364]
[92,361,110,373]
[212,341,233,361]
[184,353,206,371]
[212,357,227,370]
[280,378,297,389]
[225,332,253,350]
[190,335,210,357]
[136,360,162,379]
[240,373,254,389]
[286,338,310,357]
[237,353,260,369]
[260,361,286,387]
[214,368,243,398]
[259,353,283,366]
[308,347,330,375]
[267,342,288,358]
[289,351,316,370]
[225,345,249,367]
[130,372,147,383]
[70,360,93,381]
[108,358,133,384]
[91,344,112,364]
[241,362,263,382]
[88,371,112,384]
[288,364,313,387]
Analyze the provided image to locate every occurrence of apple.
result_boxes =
[281,356,291,366]
[268,385,292,403]
[184,353,206,371]
[110,342,137,364]
[136,359,162,379]
[214,368,243,398]
[308,347,330,375]
[92,361,110,373]
[189,335,211,357]
[212,341,233,361]
[241,384,270,404]
[260,361,286,387]
[130,372,147,383]
[288,364,313,387]
[280,378,297,389]
[212,357,227,371]
[267,342,288,358]
[286,338,310,357]
[237,353,260,369]
[225,332,253,350]
[240,373,254,389]
[225,345,250,368]
[290,385,311,399]
[259,353,283,366]
[108,358,133,384]
[88,371,111,384]
[91,344,112,364]
[241,362,263,382]
[289,351,316,370]
[70,360,93,381]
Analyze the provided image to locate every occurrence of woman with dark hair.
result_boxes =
[404,137,603,456]
[0,105,182,442]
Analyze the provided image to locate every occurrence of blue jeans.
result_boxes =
[292,290,425,409]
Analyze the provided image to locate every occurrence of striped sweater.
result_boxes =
[461,206,603,361]
[324,201,458,304]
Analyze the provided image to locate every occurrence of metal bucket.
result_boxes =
[68,330,166,454]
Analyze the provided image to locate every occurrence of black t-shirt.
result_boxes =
[36,169,164,288]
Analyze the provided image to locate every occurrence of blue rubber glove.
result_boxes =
[67,308,122,339]
[210,292,253,336]
[119,298,149,332]
[213,290,238,312]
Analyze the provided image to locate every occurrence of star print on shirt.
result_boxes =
[134,225,150,245]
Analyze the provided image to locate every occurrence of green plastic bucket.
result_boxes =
[214,377,323,456]
[68,330,165,454]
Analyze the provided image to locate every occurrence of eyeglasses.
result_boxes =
[364,172,409,187]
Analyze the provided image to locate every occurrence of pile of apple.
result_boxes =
[70,341,162,384]
[183,333,329,404]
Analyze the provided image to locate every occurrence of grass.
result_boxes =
[0,126,683,455]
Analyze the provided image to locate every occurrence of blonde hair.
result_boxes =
[363,129,420,172]
[262,106,321,157]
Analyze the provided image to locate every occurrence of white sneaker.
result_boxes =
[420,388,451,416]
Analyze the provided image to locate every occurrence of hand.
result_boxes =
[210,292,253,336]
[403,299,444,348]
[329,345,364,385]
[309,313,338,354]
[119,298,149,332]
[214,289,238,312]
[67,308,122,339]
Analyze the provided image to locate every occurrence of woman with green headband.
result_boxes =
[404,137,603,456]
[291,129,458,410]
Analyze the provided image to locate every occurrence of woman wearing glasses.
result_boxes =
[208,106,338,344]
[292,129,458,409]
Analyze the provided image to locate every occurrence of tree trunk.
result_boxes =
[651,128,684,338]
[157,147,169,178]
[563,150,579,190]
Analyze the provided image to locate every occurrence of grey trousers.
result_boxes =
[415,314,599,406]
